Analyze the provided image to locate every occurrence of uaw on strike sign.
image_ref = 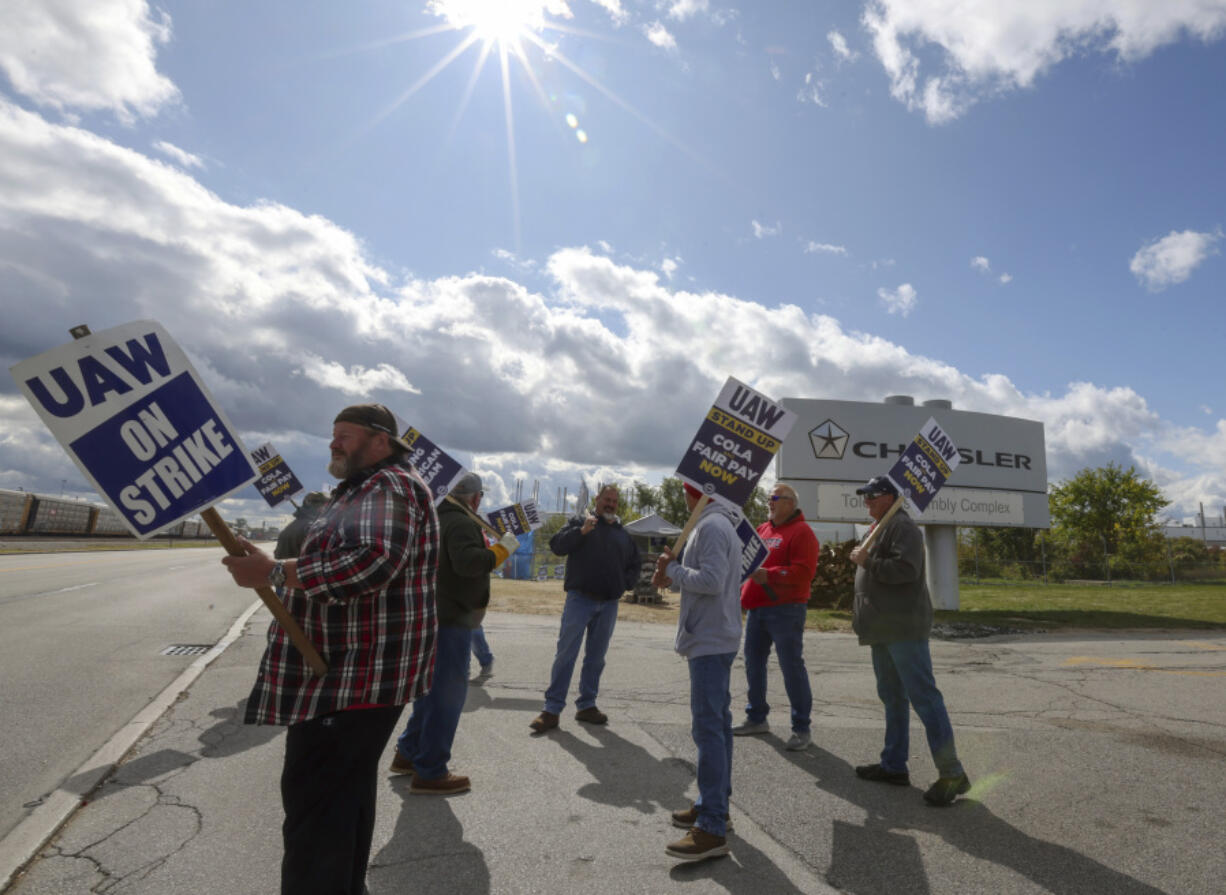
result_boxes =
[677,377,798,510]
[10,321,257,537]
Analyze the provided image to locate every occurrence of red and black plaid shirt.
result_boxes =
[244,455,439,726]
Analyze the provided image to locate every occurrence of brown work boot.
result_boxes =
[409,772,470,795]
[388,750,415,776]
[529,711,559,733]
[665,827,729,862]
[670,803,733,832]
[574,706,608,725]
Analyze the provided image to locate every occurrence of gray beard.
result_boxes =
[328,457,357,480]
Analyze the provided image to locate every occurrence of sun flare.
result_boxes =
[429,0,558,46]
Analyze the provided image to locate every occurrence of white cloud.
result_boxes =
[152,140,203,170]
[493,247,537,271]
[770,62,782,81]
[971,255,1012,283]
[660,257,680,280]
[751,220,782,239]
[828,30,858,62]
[797,70,826,106]
[667,0,709,21]
[1129,228,1222,291]
[0,0,179,121]
[804,241,847,256]
[587,0,629,26]
[643,21,677,49]
[1,98,1222,521]
[862,0,1226,124]
[877,282,917,316]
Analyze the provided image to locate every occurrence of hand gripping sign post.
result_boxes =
[859,416,961,552]
[672,376,798,553]
[10,322,327,676]
[401,425,501,537]
[249,442,304,508]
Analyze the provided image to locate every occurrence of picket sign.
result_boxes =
[21,324,327,677]
[856,417,961,556]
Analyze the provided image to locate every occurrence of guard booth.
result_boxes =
[776,396,1049,609]
[623,513,683,604]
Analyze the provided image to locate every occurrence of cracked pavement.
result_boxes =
[6,615,1226,894]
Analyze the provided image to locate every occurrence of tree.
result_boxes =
[744,486,769,526]
[1048,464,1168,571]
[657,478,688,526]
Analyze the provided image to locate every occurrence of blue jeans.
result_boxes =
[689,652,735,837]
[471,626,493,668]
[397,625,472,780]
[870,640,964,778]
[543,591,619,714]
[743,603,812,733]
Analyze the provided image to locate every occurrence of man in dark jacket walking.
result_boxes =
[849,475,971,806]
[530,484,640,733]
[390,473,519,793]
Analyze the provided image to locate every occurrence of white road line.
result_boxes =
[0,597,265,892]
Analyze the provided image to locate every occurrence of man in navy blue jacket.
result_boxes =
[530,484,640,733]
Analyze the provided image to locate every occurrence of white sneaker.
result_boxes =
[731,720,769,736]
[785,731,811,751]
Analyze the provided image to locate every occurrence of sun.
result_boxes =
[428,0,554,47]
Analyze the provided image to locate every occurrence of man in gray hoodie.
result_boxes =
[653,482,743,863]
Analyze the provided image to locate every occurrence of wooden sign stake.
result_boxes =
[201,507,328,677]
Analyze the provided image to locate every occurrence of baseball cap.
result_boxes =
[333,403,411,452]
[855,475,898,498]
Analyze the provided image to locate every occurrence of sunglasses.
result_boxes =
[769,494,794,502]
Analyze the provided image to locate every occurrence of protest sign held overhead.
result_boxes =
[485,499,543,537]
[250,442,304,508]
[10,321,257,538]
[676,377,798,511]
[401,425,469,504]
[885,417,961,515]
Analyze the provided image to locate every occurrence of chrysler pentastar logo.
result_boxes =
[809,419,848,460]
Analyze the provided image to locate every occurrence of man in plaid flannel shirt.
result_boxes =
[222,403,438,895]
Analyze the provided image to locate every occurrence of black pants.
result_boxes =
[280,704,404,895]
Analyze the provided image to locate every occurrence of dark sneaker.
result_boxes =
[529,711,559,733]
[923,773,971,806]
[855,763,911,786]
[574,706,608,725]
[670,804,733,832]
[410,772,471,795]
[665,827,729,862]
[388,751,416,776]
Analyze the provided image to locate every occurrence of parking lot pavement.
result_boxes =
[7,612,1226,894]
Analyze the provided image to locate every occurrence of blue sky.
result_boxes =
[2,0,1224,526]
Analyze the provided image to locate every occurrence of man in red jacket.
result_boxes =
[734,482,820,751]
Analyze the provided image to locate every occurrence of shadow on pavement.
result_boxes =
[776,740,1167,895]
[198,699,281,758]
[369,785,490,895]
[550,725,691,814]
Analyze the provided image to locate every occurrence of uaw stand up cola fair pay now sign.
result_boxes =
[861,417,961,552]
[10,321,328,676]
[672,377,798,555]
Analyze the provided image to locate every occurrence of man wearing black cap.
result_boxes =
[848,475,971,807]
[222,403,439,894]
[389,472,519,794]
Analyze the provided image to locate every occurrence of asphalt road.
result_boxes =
[0,547,258,842]
[4,550,1226,893]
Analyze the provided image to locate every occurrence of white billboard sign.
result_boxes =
[780,398,1048,528]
